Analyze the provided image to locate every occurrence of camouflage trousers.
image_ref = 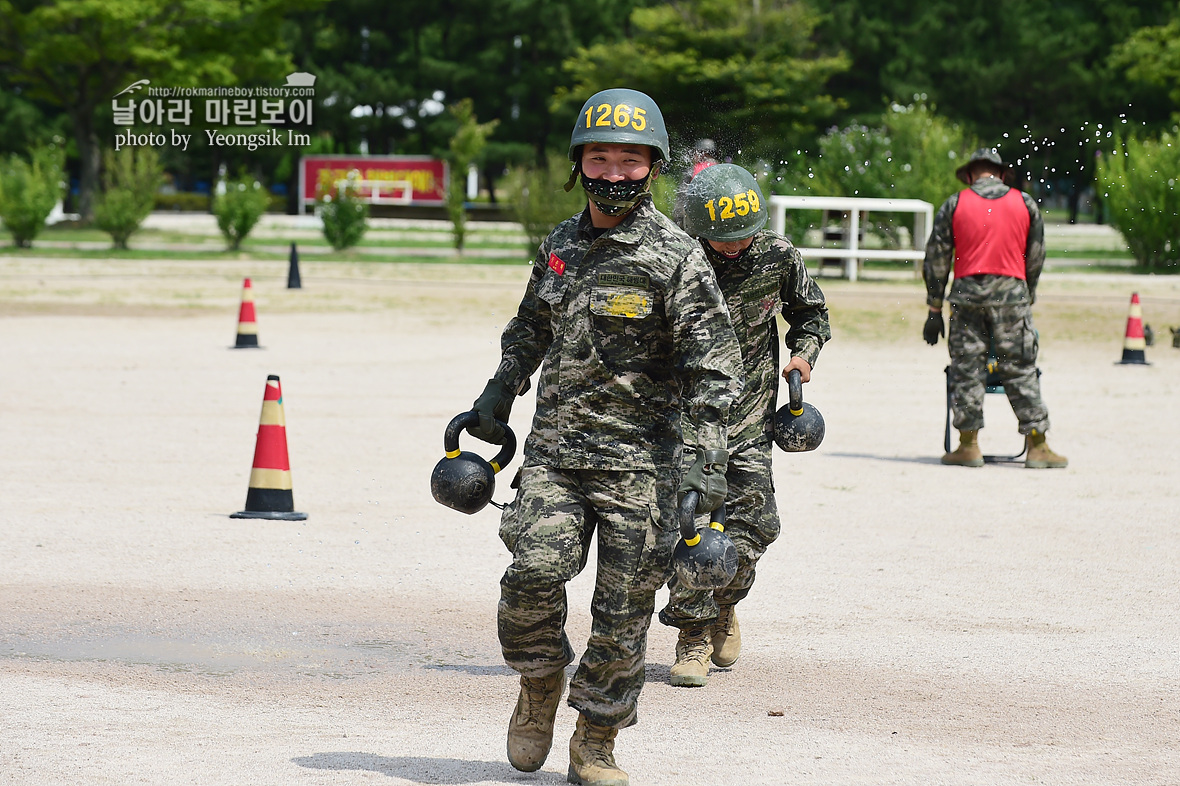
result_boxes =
[497,464,679,728]
[948,302,1050,434]
[658,443,780,629]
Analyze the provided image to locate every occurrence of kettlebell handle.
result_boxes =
[677,490,726,543]
[442,411,516,473]
[787,368,804,416]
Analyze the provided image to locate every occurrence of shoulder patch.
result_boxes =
[548,253,566,275]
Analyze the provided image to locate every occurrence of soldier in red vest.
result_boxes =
[922,147,1067,469]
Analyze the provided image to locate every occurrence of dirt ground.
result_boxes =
[1,254,1178,785]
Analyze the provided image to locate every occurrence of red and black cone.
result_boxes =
[1117,292,1150,365]
[233,277,260,348]
[231,375,307,520]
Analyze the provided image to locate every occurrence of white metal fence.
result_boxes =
[768,195,934,281]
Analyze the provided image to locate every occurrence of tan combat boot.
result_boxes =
[942,429,984,467]
[710,604,741,668]
[507,671,566,772]
[568,714,628,786]
[670,626,712,687]
[1025,430,1068,468]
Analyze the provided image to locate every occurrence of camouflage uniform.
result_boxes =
[494,196,743,728]
[924,176,1050,434]
[660,230,829,628]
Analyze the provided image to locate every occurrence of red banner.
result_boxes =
[299,155,448,207]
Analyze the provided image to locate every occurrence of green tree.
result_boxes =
[283,0,644,202]
[318,170,369,250]
[0,0,315,221]
[1096,131,1180,270]
[445,99,498,251]
[94,147,164,249]
[809,0,1174,218]
[213,177,271,251]
[0,143,64,248]
[560,0,849,168]
[506,152,586,250]
[1110,6,1180,109]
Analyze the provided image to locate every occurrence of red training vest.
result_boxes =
[951,187,1029,280]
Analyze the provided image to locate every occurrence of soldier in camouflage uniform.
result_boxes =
[466,88,743,786]
[923,147,1067,468]
[660,163,830,687]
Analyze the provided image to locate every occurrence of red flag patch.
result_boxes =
[548,253,566,276]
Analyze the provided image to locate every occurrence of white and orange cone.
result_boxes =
[231,375,307,520]
[233,277,260,348]
[1117,292,1150,365]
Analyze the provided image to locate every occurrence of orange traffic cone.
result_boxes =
[233,277,260,348]
[231,375,307,520]
[1116,292,1150,365]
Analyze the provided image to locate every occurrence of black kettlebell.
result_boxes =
[430,411,516,515]
[672,490,737,590]
[773,368,825,452]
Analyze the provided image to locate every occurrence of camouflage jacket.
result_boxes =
[923,176,1045,308]
[493,197,744,471]
[685,230,830,452]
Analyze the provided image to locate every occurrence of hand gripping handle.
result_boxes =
[442,411,516,473]
[678,490,727,543]
[787,368,804,416]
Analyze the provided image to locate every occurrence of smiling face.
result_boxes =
[581,143,653,182]
[706,237,755,258]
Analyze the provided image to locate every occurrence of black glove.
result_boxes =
[923,310,945,345]
[678,448,729,513]
[469,378,514,444]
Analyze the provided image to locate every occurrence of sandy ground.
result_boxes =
[1,255,1179,785]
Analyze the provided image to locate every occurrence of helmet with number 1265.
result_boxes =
[569,88,670,164]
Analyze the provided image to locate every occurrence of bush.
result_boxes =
[154,192,212,212]
[765,99,975,247]
[506,154,587,251]
[212,178,270,251]
[0,144,64,248]
[94,148,163,249]
[318,171,368,250]
[1097,130,1180,271]
[446,99,498,251]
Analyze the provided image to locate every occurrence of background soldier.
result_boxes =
[923,147,1067,468]
[662,163,830,687]
[466,88,743,786]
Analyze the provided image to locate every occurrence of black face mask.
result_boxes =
[581,174,653,216]
[563,159,661,217]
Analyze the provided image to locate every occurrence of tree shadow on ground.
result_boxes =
[292,752,566,783]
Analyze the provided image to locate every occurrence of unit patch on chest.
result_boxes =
[598,272,650,289]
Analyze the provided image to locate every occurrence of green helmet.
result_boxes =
[569,88,670,164]
[681,163,768,241]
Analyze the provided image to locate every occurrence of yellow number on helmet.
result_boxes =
[733,192,750,216]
